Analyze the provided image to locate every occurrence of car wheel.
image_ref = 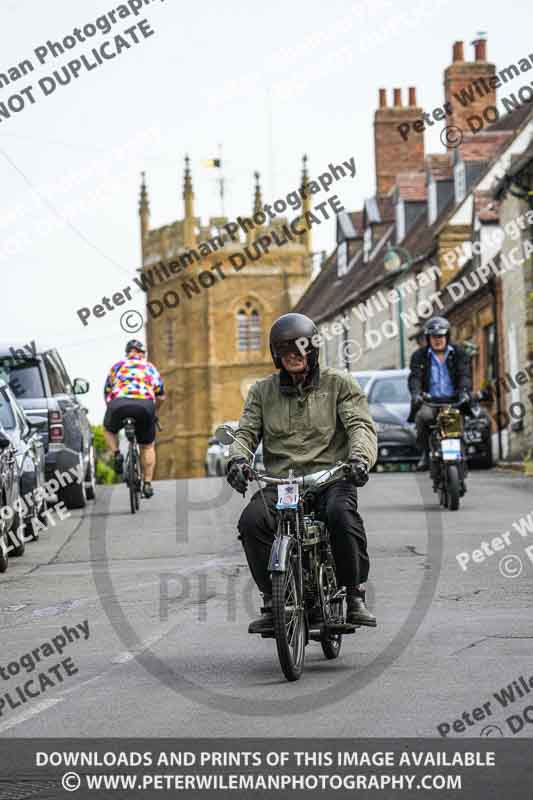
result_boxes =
[85,445,96,500]
[59,458,87,510]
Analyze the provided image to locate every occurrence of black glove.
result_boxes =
[227,457,253,495]
[413,393,425,408]
[349,458,369,487]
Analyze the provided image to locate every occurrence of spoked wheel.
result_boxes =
[446,464,460,511]
[271,542,306,682]
[318,563,343,660]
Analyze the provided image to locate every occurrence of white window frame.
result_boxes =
[337,241,348,276]
[428,177,438,224]
[363,227,372,262]
[395,199,405,243]
[454,160,466,203]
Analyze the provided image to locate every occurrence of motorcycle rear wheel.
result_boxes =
[271,543,306,682]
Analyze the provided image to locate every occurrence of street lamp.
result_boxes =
[383,244,413,369]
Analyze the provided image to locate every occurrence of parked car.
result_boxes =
[357,369,420,467]
[0,343,95,509]
[0,421,26,570]
[463,401,493,469]
[0,379,47,540]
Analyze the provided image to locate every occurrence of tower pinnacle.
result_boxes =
[139,171,150,258]
[183,154,196,248]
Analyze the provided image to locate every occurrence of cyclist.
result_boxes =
[226,313,377,633]
[103,340,165,498]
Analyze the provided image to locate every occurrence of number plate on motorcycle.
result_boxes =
[276,483,299,509]
[441,438,461,460]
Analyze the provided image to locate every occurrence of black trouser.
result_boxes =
[237,480,369,596]
[414,403,438,452]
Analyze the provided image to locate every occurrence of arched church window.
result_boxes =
[236,302,261,351]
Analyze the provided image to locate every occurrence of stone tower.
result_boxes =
[139,157,313,478]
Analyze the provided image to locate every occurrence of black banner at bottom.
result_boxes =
[0,738,531,799]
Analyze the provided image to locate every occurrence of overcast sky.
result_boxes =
[2,0,532,420]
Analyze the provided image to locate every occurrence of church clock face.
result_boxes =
[240,376,261,399]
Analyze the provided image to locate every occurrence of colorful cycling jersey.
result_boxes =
[104,356,164,401]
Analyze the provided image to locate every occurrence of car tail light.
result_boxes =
[48,410,64,443]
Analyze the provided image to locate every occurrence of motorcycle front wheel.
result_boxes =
[446,463,460,511]
[271,541,306,682]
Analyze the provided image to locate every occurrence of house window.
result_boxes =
[454,160,466,203]
[395,200,405,242]
[237,304,261,351]
[337,241,348,276]
[428,178,438,224]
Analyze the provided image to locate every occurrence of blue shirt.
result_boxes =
[428,345,455,398]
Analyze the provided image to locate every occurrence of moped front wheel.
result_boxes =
[271,542,306,682]
[446,464,460,511]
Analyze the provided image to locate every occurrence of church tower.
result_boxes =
[139,156,313,478]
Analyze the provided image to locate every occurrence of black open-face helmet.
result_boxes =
[424,316,450,342]
[125,339,146,355]
[269,313,319,370]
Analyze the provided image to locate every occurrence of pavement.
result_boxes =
[0,469,532,738]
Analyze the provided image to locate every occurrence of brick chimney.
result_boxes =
[443,37,496,133]
[374,87,425,196]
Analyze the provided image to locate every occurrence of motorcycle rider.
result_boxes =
[408,316,472,471]
[226,313,378,633]
[103,339,165,498]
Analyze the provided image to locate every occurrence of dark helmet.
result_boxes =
[269,313,319,369]
[125,339,146,355]
[424,316,450,340]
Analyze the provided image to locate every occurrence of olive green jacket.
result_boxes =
[229,367,377,477]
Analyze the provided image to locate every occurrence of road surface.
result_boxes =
[1,469,532,738]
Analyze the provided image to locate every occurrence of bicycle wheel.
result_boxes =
[134,447,140,511]
[319,562,343,660]
[128,443,137,514]
[271,540,306,682]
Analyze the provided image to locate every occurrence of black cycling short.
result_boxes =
[103,398,156,445]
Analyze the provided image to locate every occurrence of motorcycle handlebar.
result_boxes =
[421,394,466,409]
[251,461,351,487]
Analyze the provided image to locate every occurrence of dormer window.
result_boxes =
[363,227,372,262]
[428,178,438,225]
[454,160,466,203]
[337,241,348,276]
[395,199,405,243]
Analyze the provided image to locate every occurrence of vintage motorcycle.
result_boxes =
[423,394,467,511]
[216,425,358,682]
